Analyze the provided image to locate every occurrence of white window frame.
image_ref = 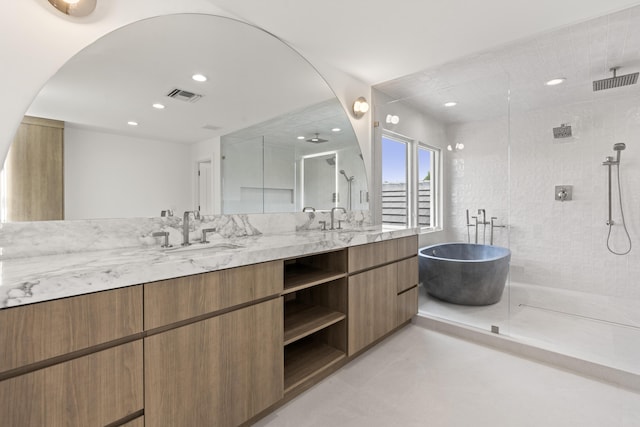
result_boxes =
[381,130,441,231]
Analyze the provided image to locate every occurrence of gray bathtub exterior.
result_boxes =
[418,243,511,306]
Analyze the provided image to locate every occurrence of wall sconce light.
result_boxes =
[48,0,97,17]
[447,142,464,151]
[352,97,369,119]
[385,114,400,125]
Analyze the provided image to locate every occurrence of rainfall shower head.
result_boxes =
[307,133,328,143]
[593,67,639,91]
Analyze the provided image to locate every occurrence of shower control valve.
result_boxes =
[555,185,572,202]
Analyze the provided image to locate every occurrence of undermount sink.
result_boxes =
[164,242,245,253]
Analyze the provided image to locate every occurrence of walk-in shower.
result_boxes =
[602,143,632,255]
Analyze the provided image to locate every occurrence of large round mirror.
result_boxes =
[1,14,367,222]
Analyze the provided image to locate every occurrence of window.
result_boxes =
[381,132,440,230]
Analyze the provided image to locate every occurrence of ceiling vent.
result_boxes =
[166,88,203,103]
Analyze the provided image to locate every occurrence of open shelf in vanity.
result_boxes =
[283,250,348,394]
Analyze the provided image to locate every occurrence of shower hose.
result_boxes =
[607,163,632,255]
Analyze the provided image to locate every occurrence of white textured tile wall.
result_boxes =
[446,93,640,299]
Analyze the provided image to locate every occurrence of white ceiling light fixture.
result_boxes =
[332,127,341,132]
[546,78,566,86]
[47,0,97,17]
[444,101,457,107]
[385,114,400,125]
[297,136,305,140]
[352,97,369,119]
[152,103,165,109]
[447,142,464,151]
[192,74,208,82]
[127,121,139,126]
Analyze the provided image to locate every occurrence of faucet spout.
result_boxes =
[182,211,200,246]
[477,209,486,225]
[330,207,347,230]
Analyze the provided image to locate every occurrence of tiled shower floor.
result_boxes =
[419,281,640,375]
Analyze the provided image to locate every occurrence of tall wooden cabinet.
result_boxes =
[3,116,64,221]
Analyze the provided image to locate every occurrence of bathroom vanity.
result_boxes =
[0,230,418,426]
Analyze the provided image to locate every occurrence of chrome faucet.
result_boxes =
[330,207,347,230]
[182,210,200,246]
[490,217,506,245]
[477,209,487,225]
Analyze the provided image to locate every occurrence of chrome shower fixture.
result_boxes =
[601,142,632,255]
[613,142,626,163]
[593,67,639,91]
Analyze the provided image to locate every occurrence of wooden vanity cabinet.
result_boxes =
[145,298,283,427]
[143,261,285,427]
[0,287,144,426]
[347,235,418,355]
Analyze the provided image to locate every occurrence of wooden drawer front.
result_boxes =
[348,264,397,355]
[145,298,283,427]
[0,286,142,373]
[397,235,418,259]
[348,239,398,273]
[121,416,144,427]
[397,287,418,326]
[144,260,283,329]
[396,256,418,293]
[0,340,143,427]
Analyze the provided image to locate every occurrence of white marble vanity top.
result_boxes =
[0,226,418,309]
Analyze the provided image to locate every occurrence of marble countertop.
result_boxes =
[0,226,418,309]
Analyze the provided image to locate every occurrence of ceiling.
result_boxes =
[25,1,640,142]
[208,0,640,86]
[375,4,640,124]
[26,14,336,144]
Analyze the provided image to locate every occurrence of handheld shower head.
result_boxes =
[614,143,626,163]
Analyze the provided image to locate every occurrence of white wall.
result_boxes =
[447,94,640,299]
[64,127,192,219]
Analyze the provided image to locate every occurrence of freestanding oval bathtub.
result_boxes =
[418,243,511,306]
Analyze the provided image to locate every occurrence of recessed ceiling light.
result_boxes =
[546,78,566,86]
[297,136,305,140]
[332,128,341,132]
[152,103,165,109]
[127,121,138,126]
[444,101,457,107]
[192,74,208,82]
